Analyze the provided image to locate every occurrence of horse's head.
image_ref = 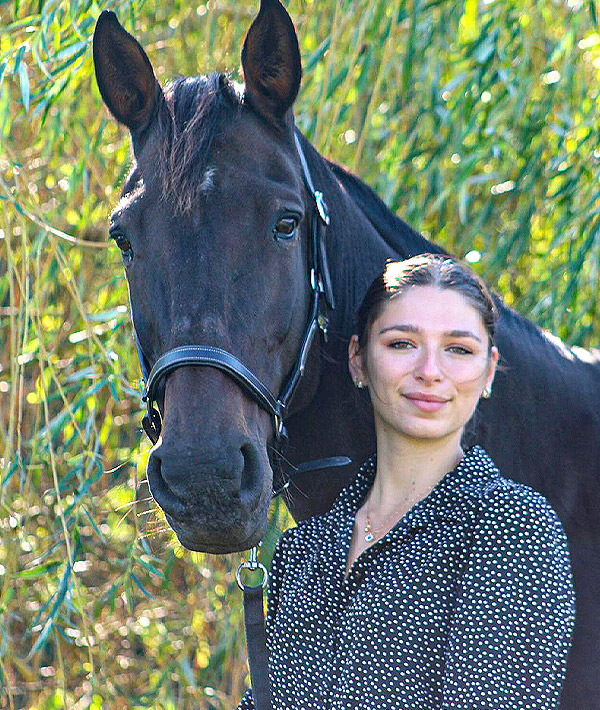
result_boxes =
[93,0,320,552]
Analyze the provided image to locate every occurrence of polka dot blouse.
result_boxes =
[238,446,576,709]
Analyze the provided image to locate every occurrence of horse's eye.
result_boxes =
[274,217,299,241]
[110,231,134,263]
[114,234,131,251]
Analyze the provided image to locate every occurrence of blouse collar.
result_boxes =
[328,445,501,536]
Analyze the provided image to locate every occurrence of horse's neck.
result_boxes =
[298,135,441,348]
[301,134,600,380]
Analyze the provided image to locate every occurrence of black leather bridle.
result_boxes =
[135,131,335,447]
[130,131,349,710]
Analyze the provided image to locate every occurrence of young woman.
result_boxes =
[238,254,575,710]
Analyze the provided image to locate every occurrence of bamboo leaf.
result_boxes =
[27,563,71,658]
[590,0,598,27]
[14,561,61,579]
[18,61,29,112]
[137,557,165,579]
[130,571,154,599]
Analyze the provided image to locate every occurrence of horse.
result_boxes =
[92,1,600,708]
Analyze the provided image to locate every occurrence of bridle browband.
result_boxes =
[135,131,334,446]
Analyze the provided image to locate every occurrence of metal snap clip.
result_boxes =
[236,546,268,590]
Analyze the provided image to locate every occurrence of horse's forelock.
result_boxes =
[157,73,241,215]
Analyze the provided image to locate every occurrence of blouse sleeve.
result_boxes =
[237,688,254,710]
[236,527,294,710]
[441,485,576,710]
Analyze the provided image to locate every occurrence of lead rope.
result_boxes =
[235,457,352,709]
[236,547,271,710]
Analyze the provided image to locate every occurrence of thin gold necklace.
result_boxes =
[363,482,435,543]
[364,450,464,542]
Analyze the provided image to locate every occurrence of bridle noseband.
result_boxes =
[135,131,334,445]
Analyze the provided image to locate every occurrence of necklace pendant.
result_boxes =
[364,532,374,542]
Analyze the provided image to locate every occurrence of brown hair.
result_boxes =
[355,254,498,350]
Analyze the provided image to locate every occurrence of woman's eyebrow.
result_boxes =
[446,329,482,342]
[378,324,419,335]
[379,324,482,342]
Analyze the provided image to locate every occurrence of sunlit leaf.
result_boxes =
[17,60,29,111]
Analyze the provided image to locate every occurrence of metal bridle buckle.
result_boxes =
[274,411,284,437]
[236,546,268,590]
[314,190,330,225]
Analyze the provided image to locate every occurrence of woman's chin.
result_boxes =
[377,413,449,441]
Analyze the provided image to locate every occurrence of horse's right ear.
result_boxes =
[241,0,302,123]
[93,11,161,133]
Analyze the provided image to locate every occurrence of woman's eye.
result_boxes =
[389,340,414,350]
[447,345,473,355]
[274,217,299,240]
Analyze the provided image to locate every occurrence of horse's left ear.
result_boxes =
[241,0,302,123]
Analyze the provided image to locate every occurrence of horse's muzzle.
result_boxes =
[146,436,272,553]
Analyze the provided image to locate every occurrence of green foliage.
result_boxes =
[0,0,598,707]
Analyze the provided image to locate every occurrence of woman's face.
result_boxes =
[349,285,498,445]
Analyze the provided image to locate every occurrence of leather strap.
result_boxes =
[294,133,334,310]
[143,345,282,421]
[243,584,273,710]
[239,455,351,709]
[139,296,319,443]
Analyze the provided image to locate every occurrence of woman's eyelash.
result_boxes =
[389,340,414,349]
[386,341,474,355]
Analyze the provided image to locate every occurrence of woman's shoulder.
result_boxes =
[279,510,332,546]
[472,447,566,543]
[270,508,333,562]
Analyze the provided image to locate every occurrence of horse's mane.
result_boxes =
[326,159,445,259]
[157,73,242,214]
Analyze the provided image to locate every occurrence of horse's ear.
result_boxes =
[241,0,302,123]
[93,11,161,133]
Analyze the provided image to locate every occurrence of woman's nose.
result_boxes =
[414,347,443,382]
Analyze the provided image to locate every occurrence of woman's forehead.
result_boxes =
[374,285,486,335]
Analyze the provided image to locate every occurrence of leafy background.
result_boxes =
[1,0,599,707]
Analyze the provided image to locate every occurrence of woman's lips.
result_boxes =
[403,393,450,413]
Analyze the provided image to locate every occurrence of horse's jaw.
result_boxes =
[163,505,270,554]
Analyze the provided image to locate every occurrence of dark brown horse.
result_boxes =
[93,2,600,707]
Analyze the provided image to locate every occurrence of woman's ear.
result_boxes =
[485,346,499,391]
[348,335,367,387]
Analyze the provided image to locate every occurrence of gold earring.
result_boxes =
[481,386,491,399]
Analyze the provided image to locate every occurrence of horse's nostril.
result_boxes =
[146,450,187,519]
[240,443,261,505]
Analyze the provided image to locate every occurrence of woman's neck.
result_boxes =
[369,427,464,511]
